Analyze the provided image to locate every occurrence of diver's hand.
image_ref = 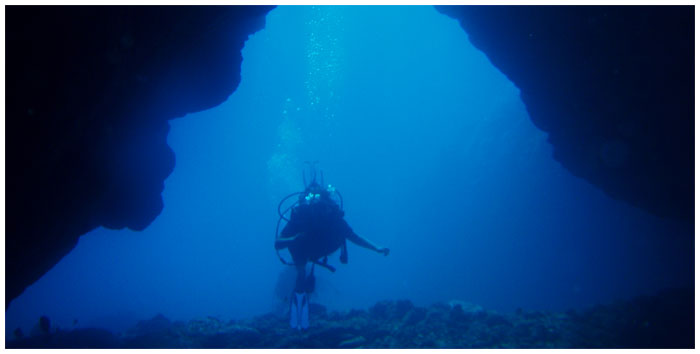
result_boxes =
[378,247,390,256]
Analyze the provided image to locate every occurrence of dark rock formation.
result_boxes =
[435,5,694,221]
[6,288,693,348]
[8,327,121,349]
[6,5,274,307]
[6,5,693,310]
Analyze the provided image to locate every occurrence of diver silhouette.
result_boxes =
[275,163,389,330]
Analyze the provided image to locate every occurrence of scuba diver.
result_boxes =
[275,163,389,330]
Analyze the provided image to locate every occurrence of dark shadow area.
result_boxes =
[5,5,275,307]
[437,5,694,221]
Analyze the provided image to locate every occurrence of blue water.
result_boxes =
[6,5,693,337]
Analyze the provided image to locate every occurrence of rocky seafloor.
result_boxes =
[7,288,693,349]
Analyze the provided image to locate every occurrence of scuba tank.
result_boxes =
[275,162,346,272]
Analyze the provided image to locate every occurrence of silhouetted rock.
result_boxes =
[369,299,414,320]
[403,307,427,326]
[6,5,693,312]
[7,328,120,349]
[122,314,185,348]
[436,5,693,221]
[5,5,275,307]
[309,303,327,317]
[13,328,24,340]
[39,316,51,334]
[339,335,366,348]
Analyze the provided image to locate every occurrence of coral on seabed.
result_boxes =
[6,288,693,349]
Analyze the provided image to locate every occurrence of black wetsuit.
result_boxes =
[279,198,352,292]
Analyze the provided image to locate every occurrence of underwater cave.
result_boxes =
[5,5,694,349]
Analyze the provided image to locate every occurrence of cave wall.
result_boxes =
[6,5,694,308]
[6,5,275,307]
[436,5,694,221]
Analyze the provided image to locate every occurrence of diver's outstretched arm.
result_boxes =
[346,232,390,256]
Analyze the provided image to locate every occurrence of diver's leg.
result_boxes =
[289,246,311,330]
[304,266,316,294]
[300,289,309,329]
[294,264,306,293]
[290,263,306,329]
[289,291,298,329]
[300,264,311,330]
[292,263,311,330]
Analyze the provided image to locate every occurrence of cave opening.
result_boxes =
[5,5,694,338]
